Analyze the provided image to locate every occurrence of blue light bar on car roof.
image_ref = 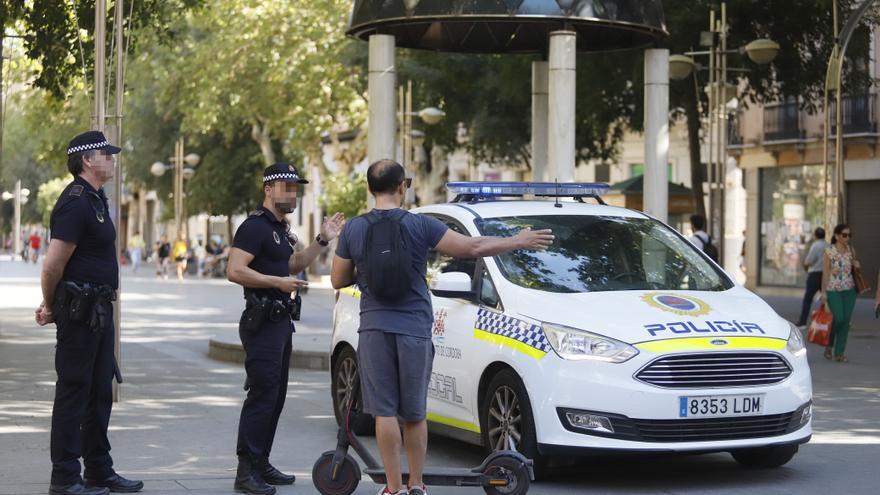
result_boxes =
[447,181,609,198]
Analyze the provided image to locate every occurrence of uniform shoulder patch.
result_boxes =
[249,209,264,217]
[69,185,84,197]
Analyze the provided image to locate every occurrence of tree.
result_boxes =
[320,172,367,220]
[37,177,68,226]
[158,0,366,168]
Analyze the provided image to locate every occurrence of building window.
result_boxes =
[595,163,610,182]
[759,165,825,287]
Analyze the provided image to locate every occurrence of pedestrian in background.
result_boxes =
[172,233,188,281]
[128,231,145,274]
[796,227,827,328]
[155,235,171,279]
[821,224,860,363]
[35,130,142,494]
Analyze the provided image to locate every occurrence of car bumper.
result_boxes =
[528,351,813,453]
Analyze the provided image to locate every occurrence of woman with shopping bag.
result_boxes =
[820,224,861,363]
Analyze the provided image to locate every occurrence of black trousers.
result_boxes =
[236,316,293,465]
[797,271,824,326]
[50,301,115,485]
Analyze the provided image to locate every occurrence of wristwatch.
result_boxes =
[315,234,329,247]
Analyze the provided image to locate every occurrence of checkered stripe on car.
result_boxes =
[475,308,551,353]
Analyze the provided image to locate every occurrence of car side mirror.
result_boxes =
[430,271,474,299]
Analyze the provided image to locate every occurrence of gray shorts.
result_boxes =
[357,330,434,422]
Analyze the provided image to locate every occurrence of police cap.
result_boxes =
[263,163,309,184]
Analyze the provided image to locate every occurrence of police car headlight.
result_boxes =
[543,323,639,363]
[786,321,806,357]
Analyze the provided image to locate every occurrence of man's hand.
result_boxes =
[275,277,309,293]
[514,228,555,251]
[35,301,54,326]
[320,212,346,242]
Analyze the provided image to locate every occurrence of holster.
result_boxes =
[241,293,270,333]
[55,281,116,332]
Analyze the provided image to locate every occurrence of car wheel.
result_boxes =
[481,369,545,478]
[731,444,799,468]
[331,346,375,436]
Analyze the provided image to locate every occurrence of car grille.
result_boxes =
[615,413,796,442]
[634,352,792,388]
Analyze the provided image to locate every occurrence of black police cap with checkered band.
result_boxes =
[263,163,309,184]
[66,130,122,155]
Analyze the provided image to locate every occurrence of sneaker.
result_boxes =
[409,484,428,495]
[376,486,407,495]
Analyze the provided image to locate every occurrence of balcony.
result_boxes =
[764,101,805,142]
[829,94,877,135]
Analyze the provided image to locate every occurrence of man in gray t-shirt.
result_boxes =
[797,227,827,326]
[331,160,553,495]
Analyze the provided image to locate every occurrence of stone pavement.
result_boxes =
[2,257,879,494]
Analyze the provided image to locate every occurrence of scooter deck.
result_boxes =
[363,467,488,487]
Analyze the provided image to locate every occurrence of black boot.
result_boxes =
[257,457,296,485]
[234,459,276,495]
[84,473,144,493]
[48,481,109,495]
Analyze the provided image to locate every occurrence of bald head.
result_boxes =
[367,159,406,195]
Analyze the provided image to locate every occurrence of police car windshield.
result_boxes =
[477,215,733,293]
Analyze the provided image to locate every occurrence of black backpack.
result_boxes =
[363,209,414,301]
[697,232,719,263]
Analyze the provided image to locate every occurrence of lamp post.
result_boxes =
[151,137,200,239]
[669,2,779,266]
[2,180,30,260]
[398,80,446,207]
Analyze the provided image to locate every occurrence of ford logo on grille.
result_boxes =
[710,339,729,346]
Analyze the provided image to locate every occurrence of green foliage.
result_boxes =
[185,131,265,218]
[320,172,367,220]
[36,177,68,226]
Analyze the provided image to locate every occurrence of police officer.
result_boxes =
[35,131,143,495]
[227,163,344,494]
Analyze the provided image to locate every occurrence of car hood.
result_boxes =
[512,286,791,345]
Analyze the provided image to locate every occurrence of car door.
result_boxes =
[425,214,482,433]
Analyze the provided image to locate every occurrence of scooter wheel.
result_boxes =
[482,455,531,495]
[312,451,361,495]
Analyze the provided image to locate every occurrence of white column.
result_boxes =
[644,48,669,222]
[531,61,549,182]
[367,34,396,208]
[547,31,576,183]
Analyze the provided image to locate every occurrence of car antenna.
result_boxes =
[554,179,562,208]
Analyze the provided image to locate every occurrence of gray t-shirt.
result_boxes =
[804,240,828,273]
[336,208,448,338]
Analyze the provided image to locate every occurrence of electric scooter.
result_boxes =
[312,378,533,495]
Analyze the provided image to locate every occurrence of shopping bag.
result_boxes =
[807,303,833,347]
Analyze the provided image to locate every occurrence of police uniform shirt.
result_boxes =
[232,206,296,300]
[50,176,118,289]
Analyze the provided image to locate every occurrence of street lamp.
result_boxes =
[669,2,779,267]
[151,138,200,239]
[2,180,29,260]
[399,80,446,206]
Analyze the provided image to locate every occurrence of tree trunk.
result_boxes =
[251,120,276,165]
[684,87,706,219]
[225,212,234,246]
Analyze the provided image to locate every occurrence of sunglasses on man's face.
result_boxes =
[404,178,413,189]
[840,232,851,238]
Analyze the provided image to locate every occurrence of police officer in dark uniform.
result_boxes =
[227,163,344,494]
[36,131,143,495]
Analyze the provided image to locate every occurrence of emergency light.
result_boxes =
[447,181,608,203]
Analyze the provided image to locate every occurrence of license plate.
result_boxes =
[679,394,764,418]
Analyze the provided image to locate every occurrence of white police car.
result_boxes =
[330,182,811,472]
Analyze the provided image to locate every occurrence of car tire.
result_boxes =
[331,346,375,436]
[481,369,546,479]
[731,444,799,468]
